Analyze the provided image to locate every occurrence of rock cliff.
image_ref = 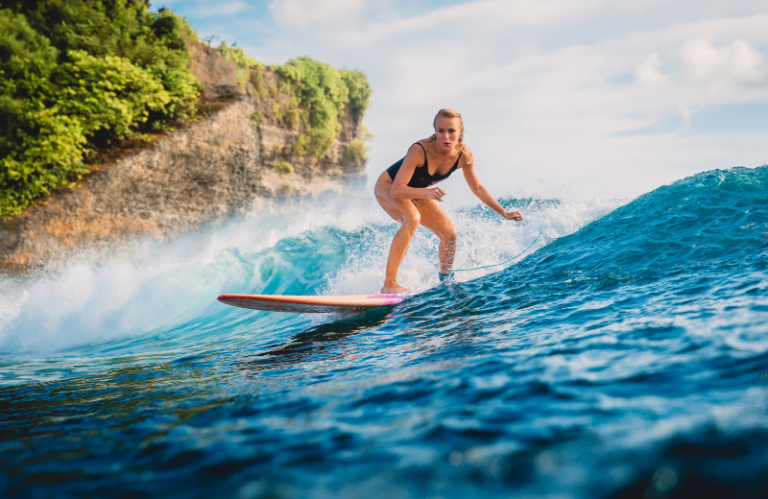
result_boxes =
[0,43,368,272]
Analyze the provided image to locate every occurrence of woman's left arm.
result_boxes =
[461,148,523,221]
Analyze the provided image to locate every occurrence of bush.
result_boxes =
[250,111,261,122]
[274,161,293,174]
[219,42,263,92]
[55,50,169,143]
[219,42,261,70]
[0,2,200,216]
[276,57,371,158]
[271,101,282,121]
[293,127,335,158]
[284,108,300,127]
[343,140,368,165]
[249,69,265,96]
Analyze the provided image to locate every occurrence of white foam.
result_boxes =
[0,190,624,355]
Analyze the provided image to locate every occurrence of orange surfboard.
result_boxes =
[217,293,412,314]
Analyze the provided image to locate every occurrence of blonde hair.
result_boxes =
[431,108,464,148]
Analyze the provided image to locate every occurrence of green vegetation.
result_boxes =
[219,42,261,70]
[0,1,200,216]
[274,161,293,174]
[249,68,265,97]
[219,41,262,90]
[0,2,373,216]
[343,140,369,165]
[275,57,371,158]
[360,124,374,140]
[271,101,282,121]
[284,108,300,127]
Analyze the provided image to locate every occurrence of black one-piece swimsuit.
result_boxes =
[386,142,462,188]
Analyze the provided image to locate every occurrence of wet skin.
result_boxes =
[374,116,523,294]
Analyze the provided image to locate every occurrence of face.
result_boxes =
[434,116,462,152]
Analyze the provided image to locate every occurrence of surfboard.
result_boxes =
[217,293,412,314]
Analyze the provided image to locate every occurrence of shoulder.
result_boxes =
[402,141,428,165]
[459,144,474,168]
[405,140,429,158]
[413,138,433,150]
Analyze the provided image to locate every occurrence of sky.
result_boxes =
[155,0,768,200]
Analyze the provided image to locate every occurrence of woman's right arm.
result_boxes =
[390,145,446,201]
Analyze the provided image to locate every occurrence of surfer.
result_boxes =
[374,109,524,294]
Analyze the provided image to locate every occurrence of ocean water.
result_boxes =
[1,166,767,498]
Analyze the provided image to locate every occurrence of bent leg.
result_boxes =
[374,174,421,293]
[413,199,458,275]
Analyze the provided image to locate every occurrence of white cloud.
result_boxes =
[268,0,368,31]
[355,10,768,198]
[330,0,610,47]
[168,0,768,198]
[637,53,665,85]
[681,39,768,86]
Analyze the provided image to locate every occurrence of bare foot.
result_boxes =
[381,282,408,294]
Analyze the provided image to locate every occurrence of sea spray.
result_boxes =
[3,168,767,497]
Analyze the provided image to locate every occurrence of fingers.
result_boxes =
[431,187,447,201]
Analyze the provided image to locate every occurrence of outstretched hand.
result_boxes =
[503,210,523,221]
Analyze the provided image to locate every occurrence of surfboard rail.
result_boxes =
[217,293,411,313]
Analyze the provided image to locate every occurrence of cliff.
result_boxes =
[0,43,368,272]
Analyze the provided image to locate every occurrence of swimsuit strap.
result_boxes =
[414,142,428,166]
[453,149,463,170]
[437,148,462,179]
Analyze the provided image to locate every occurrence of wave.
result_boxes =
[2,167,768,498]
[0,189,620,362]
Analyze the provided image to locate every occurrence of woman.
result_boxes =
[374,108,524,294]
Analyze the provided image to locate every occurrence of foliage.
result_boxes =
[0,1,200,216]
[340,69,372,115]
[249,68,265,97]
[55,50,169,144]
[219,42,263,91]
[250,111,261,122]
[284,108,300,127]
[275,57,371,158]
[271,101,282,121]
[343,140,368,165]
[360,124,374,140]
[292,127,335,158]
[218,42,261,70]
[274,161,293,174]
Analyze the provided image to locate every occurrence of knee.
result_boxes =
[441,229,458,245]
[402,212,421,233]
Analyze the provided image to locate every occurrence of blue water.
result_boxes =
[1,167,767,498]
